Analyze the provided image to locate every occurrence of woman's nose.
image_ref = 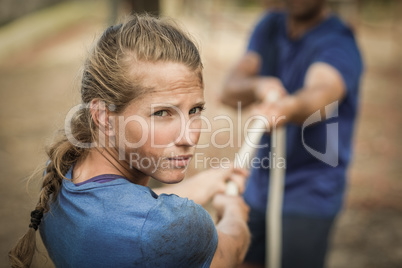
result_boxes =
[174,119,200,147]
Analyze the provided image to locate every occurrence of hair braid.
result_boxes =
[9,136,86,267]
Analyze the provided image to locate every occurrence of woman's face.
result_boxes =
[114,62,204,184]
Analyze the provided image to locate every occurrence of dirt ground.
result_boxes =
[0,1,401,268]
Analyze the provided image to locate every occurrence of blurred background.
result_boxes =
[0,0,401,267]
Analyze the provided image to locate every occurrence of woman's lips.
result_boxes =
[166,155,192,168]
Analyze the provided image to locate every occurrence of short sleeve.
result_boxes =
[139,194,218,268]
[247,12,276,55]
[247,12,283,76]
[314,35,363,94]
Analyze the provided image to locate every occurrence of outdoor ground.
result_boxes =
[0,1,401,267]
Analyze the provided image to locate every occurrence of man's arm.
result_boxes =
[220,52,262,108]
[221,52,347,125]
[210,194,251,267]
[286,62,346,124]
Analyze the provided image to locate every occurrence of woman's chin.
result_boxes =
[153,169,187,184]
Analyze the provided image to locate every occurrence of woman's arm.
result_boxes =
[153,167,248,206]
[210,194,251,267]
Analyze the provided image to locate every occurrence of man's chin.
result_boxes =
[287,3,324,21]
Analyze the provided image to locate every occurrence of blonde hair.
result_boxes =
[9,14,203,268]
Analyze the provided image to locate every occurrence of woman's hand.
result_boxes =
[153,165,249,206]
[212,194,249,223]
[193,165,248,195]
[182,166,248,205]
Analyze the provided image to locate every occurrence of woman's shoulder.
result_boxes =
[147,193,212,222]
[62,175,153,195]
[59,176,160,215]
[139,194,218,266]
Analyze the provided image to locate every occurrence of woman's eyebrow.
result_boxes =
[193,101,206,107]
[150,100,205,109]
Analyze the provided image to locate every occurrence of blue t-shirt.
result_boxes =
[40,169,218,267]
[243,11,363,217]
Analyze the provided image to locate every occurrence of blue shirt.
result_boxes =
[40,169,218,267]
[243,11,363,216]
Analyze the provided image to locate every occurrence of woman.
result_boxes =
[9,14,250,267]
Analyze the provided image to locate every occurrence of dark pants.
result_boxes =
[244,208,336,268]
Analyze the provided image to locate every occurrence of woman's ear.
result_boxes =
[90,99,115,137]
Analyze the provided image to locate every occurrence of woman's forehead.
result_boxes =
[124,61,204,108]
[134,62,202,88]
[143,85,204,105]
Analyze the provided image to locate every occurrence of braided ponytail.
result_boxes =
[8,135,86,268]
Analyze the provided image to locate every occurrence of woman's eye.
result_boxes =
[189,106,204,115]
[153,110,168,117]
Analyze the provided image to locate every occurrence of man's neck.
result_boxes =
[287,9,328,40]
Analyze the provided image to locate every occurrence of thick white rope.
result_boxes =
[225,91,286,268]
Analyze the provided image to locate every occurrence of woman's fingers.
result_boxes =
[227,173,246,194]
[233,167,249,178]
[225,167,249,195]
[212,194,250,221]
[197,165,249,196]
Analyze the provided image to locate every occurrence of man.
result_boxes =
[221,0,363,267]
